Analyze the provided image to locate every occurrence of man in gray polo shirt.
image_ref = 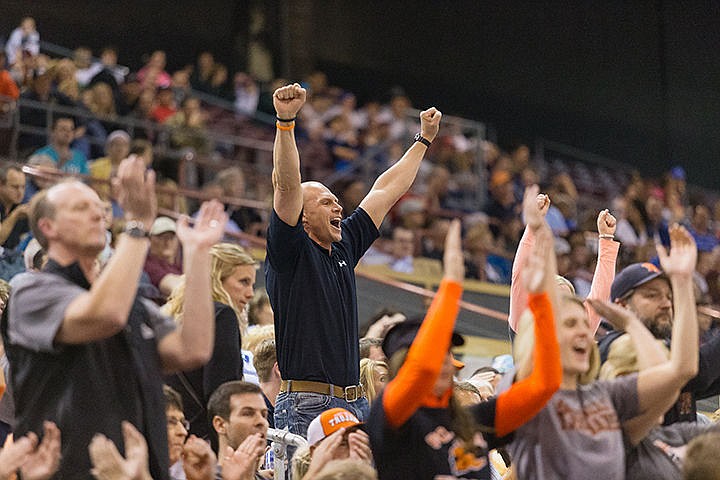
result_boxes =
[2,156,227,479]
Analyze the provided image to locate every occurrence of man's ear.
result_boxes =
[272,362,280,378]
[212,415,226,435]
[37,217,54,241]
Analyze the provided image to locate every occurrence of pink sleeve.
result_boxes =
[585,238,620,333]
[508,227,535,332]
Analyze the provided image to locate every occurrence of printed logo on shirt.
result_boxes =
[449,439,488,475]
[555,398,620,435]
[425,427,488,476]
[338,260,347,267]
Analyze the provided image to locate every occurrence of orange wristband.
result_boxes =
[276,121,295,131]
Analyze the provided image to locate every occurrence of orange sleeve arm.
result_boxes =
[495,292,561,437]
[382,279,463,428]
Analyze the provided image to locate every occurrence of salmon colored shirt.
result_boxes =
[508,227,619,334]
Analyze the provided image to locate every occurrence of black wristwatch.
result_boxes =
[124,220,150,239]
[414,132,432,148]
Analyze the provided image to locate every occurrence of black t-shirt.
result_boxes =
[265,207,378,387]
[3,260,175,480]
[368,394,507,480]
[166,302,242,440]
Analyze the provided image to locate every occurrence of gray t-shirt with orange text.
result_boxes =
[509,374,639,480]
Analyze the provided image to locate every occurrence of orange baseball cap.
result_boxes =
[306,407,362,446]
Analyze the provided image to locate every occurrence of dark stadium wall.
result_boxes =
[3,1,720,187]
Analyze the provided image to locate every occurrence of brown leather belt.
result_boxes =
[280,379,365,402]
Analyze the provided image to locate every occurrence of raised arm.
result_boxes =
[508,189,549,332]
[271,83,306,226]
[158,201,228,372]
[359,108,442,228]
[383,219,463,428]
[492,224,562,437]
[626,225,698,443]
[58,157,156,343]
[588,298,667,445]
[585,209,620,332]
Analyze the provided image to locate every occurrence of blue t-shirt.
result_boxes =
[33,145,89,175]
[265,207,378,387]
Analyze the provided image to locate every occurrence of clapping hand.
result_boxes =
[89,422,151,480]
[220,433,266,480]
[182,436,217,480]
[656,224,697,278]
[114,156,157,228]
[176,200,228,251]
[587,299,640,332]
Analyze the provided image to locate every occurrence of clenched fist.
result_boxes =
[273,83,307,120]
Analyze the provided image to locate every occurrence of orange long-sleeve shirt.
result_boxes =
[383,280,561,437]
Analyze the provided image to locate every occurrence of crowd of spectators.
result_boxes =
[2,15,720,480]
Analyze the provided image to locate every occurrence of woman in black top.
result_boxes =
[165,243,257,440]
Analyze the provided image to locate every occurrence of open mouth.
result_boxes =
[330,218,341,229]
[572,342,588,356]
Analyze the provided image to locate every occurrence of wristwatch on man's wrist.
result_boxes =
[124,220,150,239]
[414,132,432,148]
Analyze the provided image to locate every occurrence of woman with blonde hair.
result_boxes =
[165,242,257,440]
[359,358,389,405]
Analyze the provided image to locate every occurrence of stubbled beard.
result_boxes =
[644,314,673,339]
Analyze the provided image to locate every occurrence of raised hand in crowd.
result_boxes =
[586,298,639,332]
[419,107,442,143]
[522,224,552,294]
[88,422,151,480]
[273,83,306,121]
[656,224,697,277]
[220,432,266,480]
[176,199,228,251]
[113,155,157,228]
[597,209,617,237]
[522,185,548,230]
[363,313,406,340]
[443,219,465,283]
[182,436,217,480]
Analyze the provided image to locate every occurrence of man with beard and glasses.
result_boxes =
[599,261,720,424]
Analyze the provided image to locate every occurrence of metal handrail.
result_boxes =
[13,97,274,154]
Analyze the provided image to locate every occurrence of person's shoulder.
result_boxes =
[213,301,238,318]
[33,145,54,157]
[71,148,88,161]
[10,270,62,289]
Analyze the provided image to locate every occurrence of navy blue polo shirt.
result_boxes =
[265,207,378,387]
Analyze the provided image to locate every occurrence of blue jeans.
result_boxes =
[274,391,370,438]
